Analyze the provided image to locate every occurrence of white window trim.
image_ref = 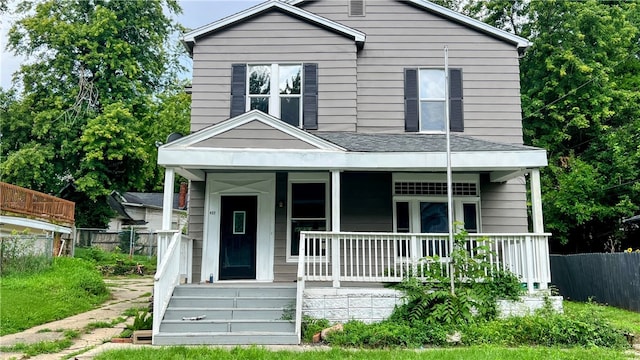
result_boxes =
[286,172,330,262]
[246,63,303,127]
[392,197,482,234]
[392,173,481,233]
[418,68,446,134]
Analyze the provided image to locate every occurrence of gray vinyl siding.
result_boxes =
[274,173,296,282]
[299,0,525,144]
[192,121,317,149]
[341,172,393,232]
[273,171,394,282]
[190,11,358,133]
[188,180,205,281]
[480,177,529,233]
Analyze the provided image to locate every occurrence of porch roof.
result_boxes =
[313,132,540,153]
[158,111,547,182]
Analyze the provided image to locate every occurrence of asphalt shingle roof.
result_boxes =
[313,133,541,152]
[123,192,182,210]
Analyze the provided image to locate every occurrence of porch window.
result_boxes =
[287,174,329,259]
[394,200,480,234]
[393,174,480,258]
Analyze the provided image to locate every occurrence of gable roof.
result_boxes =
[182,0,366,55]
[286,0,531,49]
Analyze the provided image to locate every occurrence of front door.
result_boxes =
[219,196,257,280]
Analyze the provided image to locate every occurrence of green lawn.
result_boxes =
[0,257,109,336]
[93,346,634,360]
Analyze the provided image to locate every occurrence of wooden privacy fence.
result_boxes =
[550,253,640,312]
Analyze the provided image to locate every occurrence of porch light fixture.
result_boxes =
[278,200,285,208]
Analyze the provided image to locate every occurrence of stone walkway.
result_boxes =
[0,277,153,360]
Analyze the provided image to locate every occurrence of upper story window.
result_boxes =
[248,64,302,127]
[404,68,464,133]
[419,69,446,132]
[231,63,318,130]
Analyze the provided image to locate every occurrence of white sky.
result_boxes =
[0,0,262,90]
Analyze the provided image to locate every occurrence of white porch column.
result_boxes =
[162,167,175,231]
[530,168,549,290]
[530,168,544,234]
[331,170,341,288]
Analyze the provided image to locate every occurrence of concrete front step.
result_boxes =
[160,319,295,333]
[163,307,288,320]
[169,296,294,308]
[157,284,298,345]
[153,332,299,345]
[173,285,296,298]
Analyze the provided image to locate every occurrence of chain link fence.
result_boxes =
[75,228,158,257]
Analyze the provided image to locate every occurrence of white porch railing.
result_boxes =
[294,231,551,339]
[297,231,551,291]
[152,230,193,342]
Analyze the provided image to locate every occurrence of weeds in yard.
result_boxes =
[122,306,149,317]
[0,328,80,357]
[0,231,52,276]
[74,246,156,276]
[305,228,631,350]
[62,345,96,360]
[0,257,109,336]
[84,317,124,331]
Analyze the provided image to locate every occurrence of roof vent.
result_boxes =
[349,0,365,16]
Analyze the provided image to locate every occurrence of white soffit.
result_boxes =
[159,147,548,171]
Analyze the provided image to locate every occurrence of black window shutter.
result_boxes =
[404,68,419,132]
[449,68,464,132]
[303,63,318,130]
[230,63,246,118]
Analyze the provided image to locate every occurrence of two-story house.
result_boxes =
[152,0,550,345]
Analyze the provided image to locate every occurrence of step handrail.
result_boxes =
[153,230,181,340]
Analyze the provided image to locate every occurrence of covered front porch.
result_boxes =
[152,111,550,344]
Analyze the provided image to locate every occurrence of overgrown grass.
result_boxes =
[322,301,631,349]
[564,300,640,335]
[74,246,156,276]
[93,346,632,360]
[0,257,109,336]
[461,305,629,348]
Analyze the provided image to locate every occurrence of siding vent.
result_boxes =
[394,182,477,196]
[349,0,365,16]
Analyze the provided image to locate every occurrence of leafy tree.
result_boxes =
[463,0,529,36]
[1,0,190,227]
[438,0,640,251]
[520,0,640,252]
